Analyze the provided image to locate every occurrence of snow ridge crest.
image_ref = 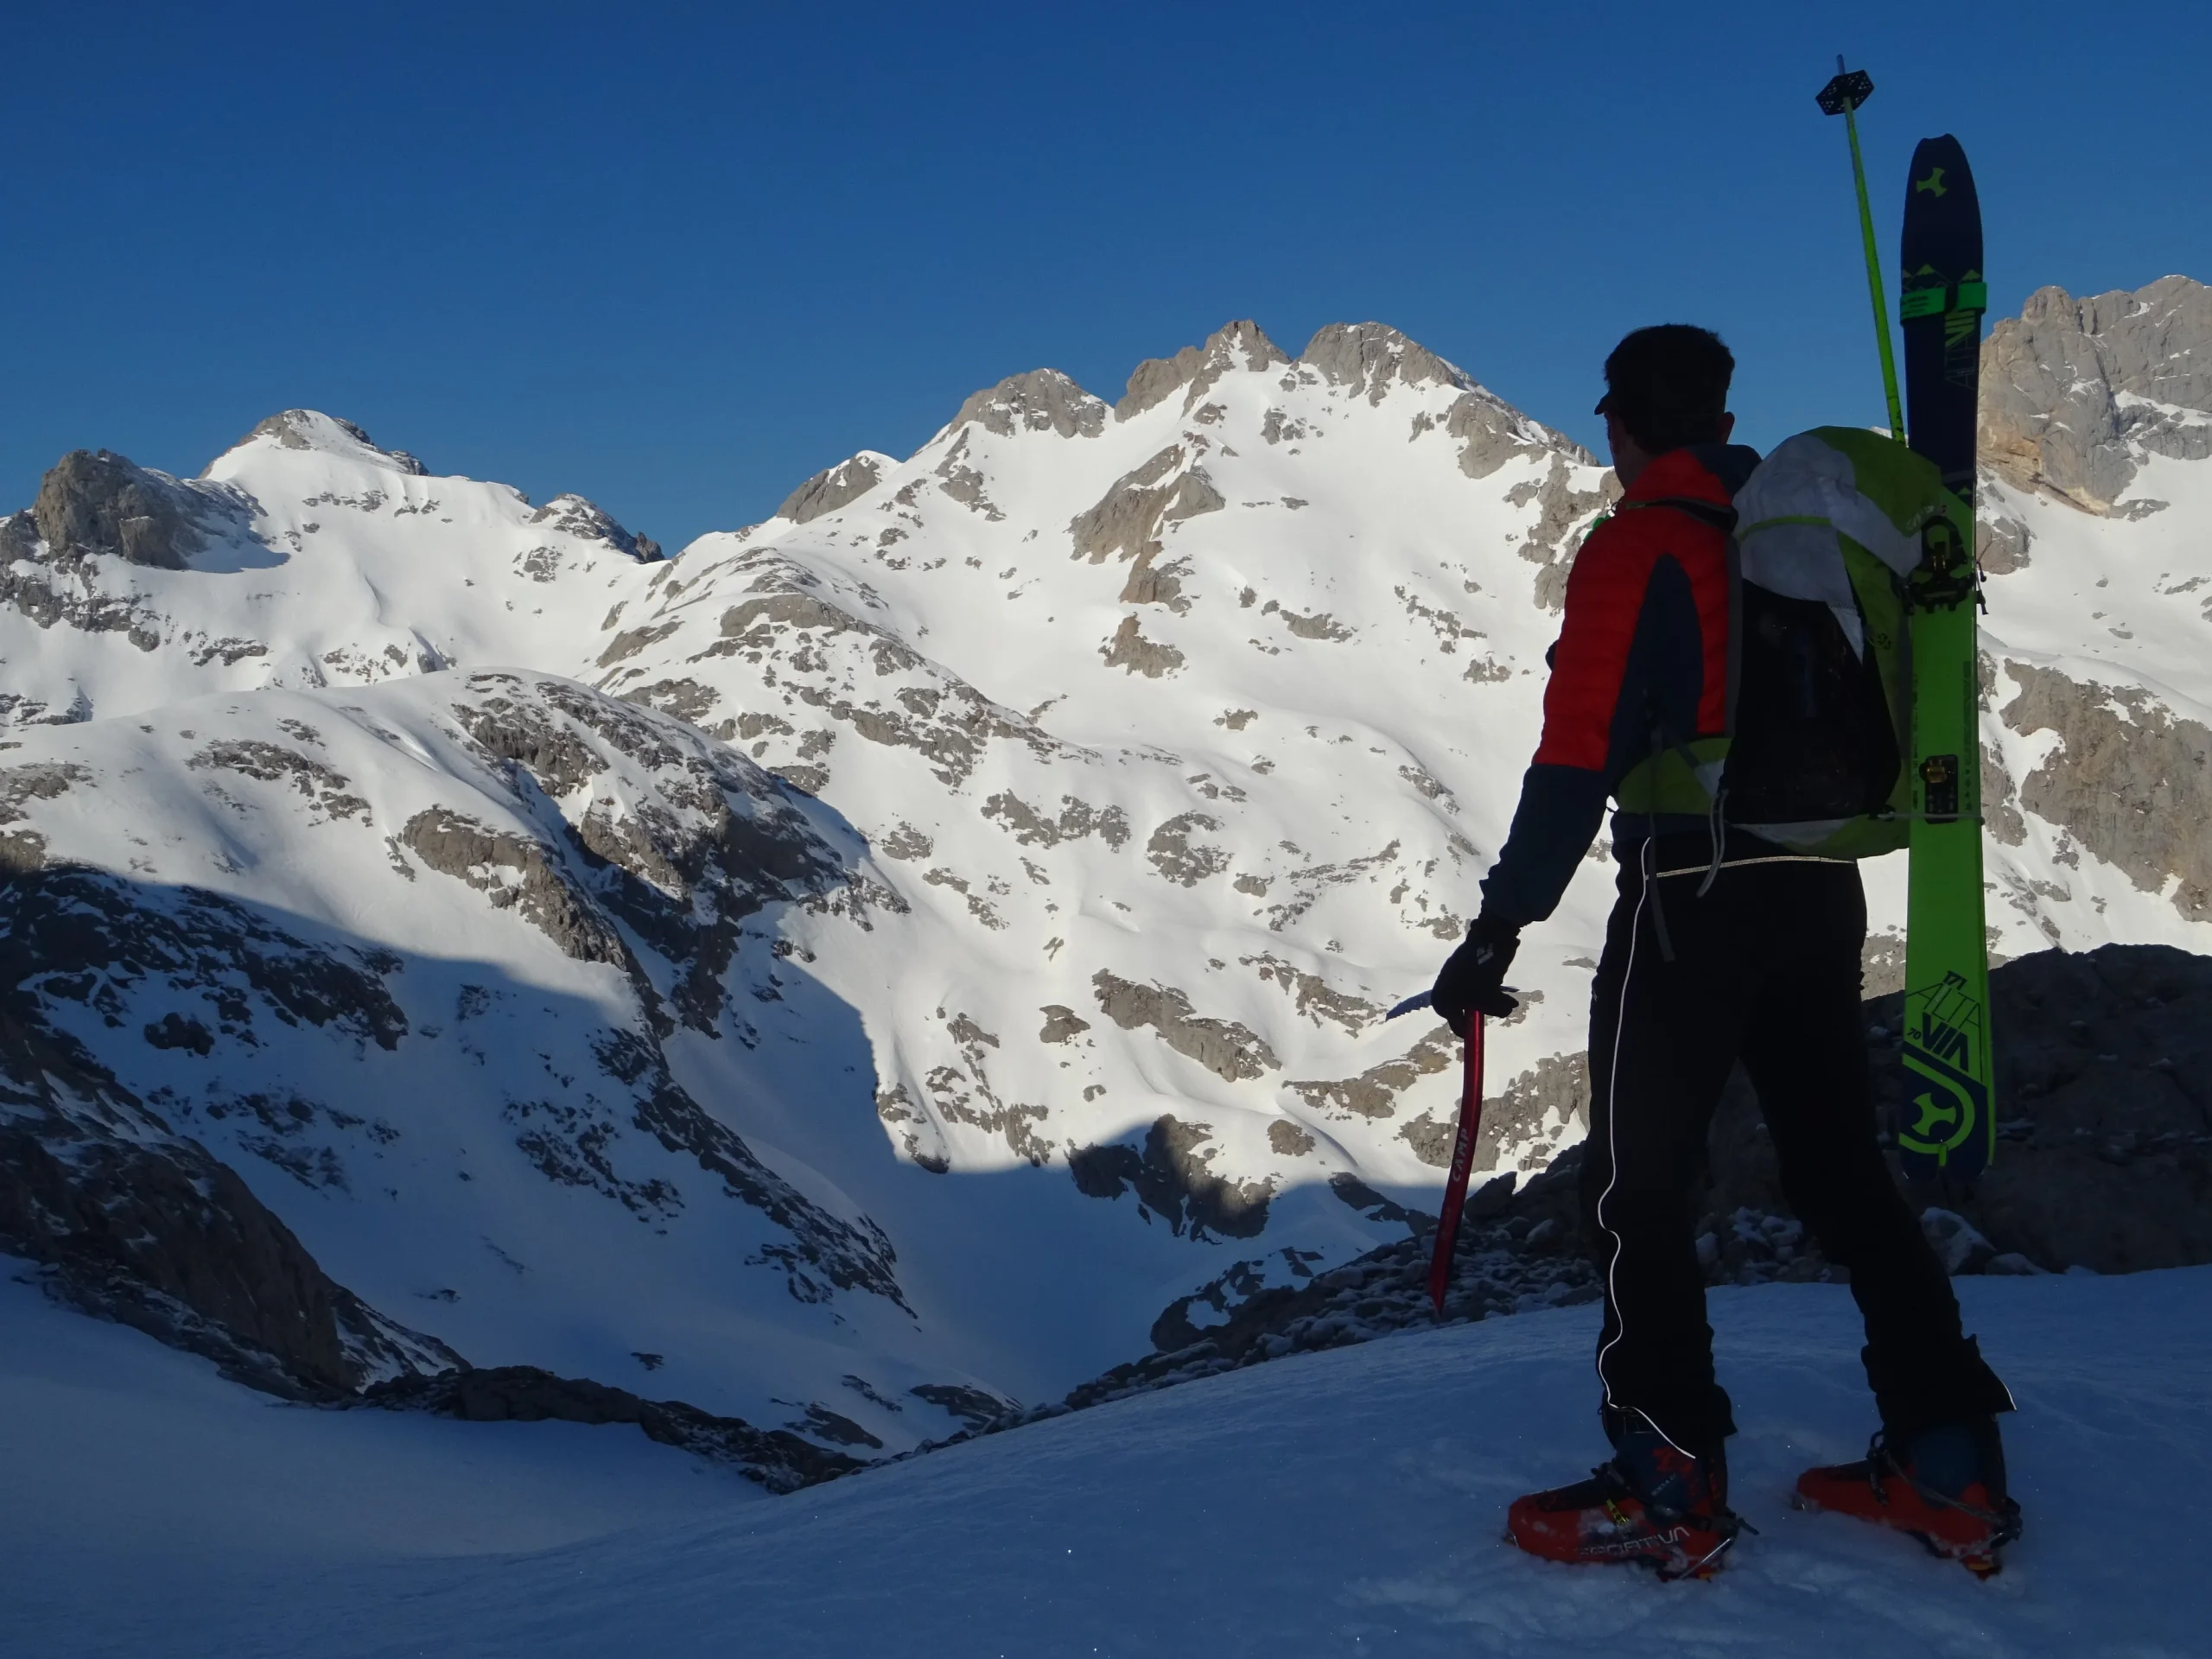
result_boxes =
[219,409,429,476]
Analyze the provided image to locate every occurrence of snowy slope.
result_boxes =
[10,1255,2206,1657]
[0,1259,757,1567]
[0,673,969,1433]
[591,323,1634,1204]
[1971,448,2212,946]
[4,289,2209,1435]
[0,666,1471,1437]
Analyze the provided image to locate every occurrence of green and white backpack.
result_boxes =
[1721,425,1957,858]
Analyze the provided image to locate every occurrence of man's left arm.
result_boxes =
[1432,520,1650,1029]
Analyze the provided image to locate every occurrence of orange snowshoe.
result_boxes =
[1508,1432,1743,1581]
[1794,1419,2023,1578]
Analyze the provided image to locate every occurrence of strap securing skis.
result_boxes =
[1899,281,1988,319]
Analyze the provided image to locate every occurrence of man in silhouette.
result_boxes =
[1430,325,2016,1579]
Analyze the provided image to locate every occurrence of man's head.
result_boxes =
[1595,325,1735,486]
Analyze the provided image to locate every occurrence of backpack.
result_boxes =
[1719,426,1955,858]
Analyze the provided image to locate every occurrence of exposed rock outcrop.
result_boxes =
[528,493,661,561]
[231,410,429,474]
[1294,1029,1455,1122]
[1443,386,1595,479]
[1098,613,1185,677]
[1068,446,1224,567]
[1398,1049,1588,1169]
[667,551,1072,788]
[1980,275,2212,513]
[441,674,849,1031]
[1297,323,1468,405]
[777,453,888,524]
[1143,812,1230,886]
[1066,443,1224,619]
[1998,663,2212,922]
[1067,1114,1274,1240]
[1090,969,1277,1080]
[1511,456,1619,613]
[31,448,249,570]
[401,805,640,969]
[947,369,1107,441]
[1116,321,1288,421]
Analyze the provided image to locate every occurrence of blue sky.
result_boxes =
[3,1,2205,552]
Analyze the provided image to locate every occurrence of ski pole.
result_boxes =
[1818,56,1908,444]
[1425,1011,1485,1317]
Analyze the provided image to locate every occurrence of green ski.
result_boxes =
[1896,134,1995,1183]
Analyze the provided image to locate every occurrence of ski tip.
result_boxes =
[1900,134,1982,273]
[1905,134,1980,200]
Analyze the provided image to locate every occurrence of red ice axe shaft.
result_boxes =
[1425,1011,1484,1316]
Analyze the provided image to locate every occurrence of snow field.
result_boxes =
[8,1260,2204,1657]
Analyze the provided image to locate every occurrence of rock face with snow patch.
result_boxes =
[28,448,251,569]
[779,453,890,524]
[1980,275,2212,514]
[1116,320,1288,421]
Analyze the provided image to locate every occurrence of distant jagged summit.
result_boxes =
[889,318,1586,491]
[529,493,663,562]
[944,369,1109,442]
[1297,321,1471,404]
[221,409,430,476]
[1116,321,1289,422]
[778,452,895,524]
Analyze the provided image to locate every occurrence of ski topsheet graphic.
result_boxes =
[1897,133,1996,1180]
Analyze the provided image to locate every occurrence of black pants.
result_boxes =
[1580,838,2012,1453]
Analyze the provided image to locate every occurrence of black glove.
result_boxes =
[1432,913,1520,1035]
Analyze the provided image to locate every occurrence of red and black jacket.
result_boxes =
[1478,443,1762,927]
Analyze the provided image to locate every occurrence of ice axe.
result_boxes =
[1385,991,1487,1316]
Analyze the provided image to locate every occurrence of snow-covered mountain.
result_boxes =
[0,411,663,730]
[3,282,2208,1455]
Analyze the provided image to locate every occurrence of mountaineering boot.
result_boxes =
[1794,1417,2023,1577]
[1507,1424,1743,1580]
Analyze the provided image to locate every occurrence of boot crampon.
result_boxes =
[1507,1427,1746,1582]
[1793,1418,2023,1578]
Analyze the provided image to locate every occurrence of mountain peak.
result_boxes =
[944,370,1108,444]
[1297,323,1471,406]
[217,410,429,476]
[528,493,664,562]
[1116,321,1290,422]
[778,451,895,524]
